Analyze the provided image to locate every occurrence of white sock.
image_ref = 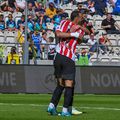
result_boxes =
[62,107,68,113]
[49,103,55,108]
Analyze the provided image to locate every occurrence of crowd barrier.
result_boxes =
[0,65,120,94]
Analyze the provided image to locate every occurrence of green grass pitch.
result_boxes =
[0,94,120,120]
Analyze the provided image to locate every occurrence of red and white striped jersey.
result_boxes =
[55,19,84,61]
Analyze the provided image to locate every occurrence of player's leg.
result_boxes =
[48,53,64,115]
[61,80,74,116]
[60,55,75,116]
[50,78,65,108]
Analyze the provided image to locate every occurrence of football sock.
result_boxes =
[51,85,64,108]
[63,87,73,109]
[69,87,74,107]
[62,107,68,113]
[49,103,55,108]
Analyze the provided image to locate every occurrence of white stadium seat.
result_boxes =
[0,31,5,43]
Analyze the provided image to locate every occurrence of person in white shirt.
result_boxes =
[87,33,98,52]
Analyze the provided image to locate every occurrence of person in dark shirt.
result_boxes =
[17,15,25,29]
[8,0,16,9]
[6,14,16,31]
[27,0,37,7]
[101,13,120,34]
[93,0,107,16]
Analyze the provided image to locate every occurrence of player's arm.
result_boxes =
[55,31,71,38]
[55,30,83,40]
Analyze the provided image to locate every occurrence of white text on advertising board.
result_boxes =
[0,72,16,86]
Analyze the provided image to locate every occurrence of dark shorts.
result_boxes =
[54,53,76,81]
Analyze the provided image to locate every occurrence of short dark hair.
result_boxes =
[70,10,79,21]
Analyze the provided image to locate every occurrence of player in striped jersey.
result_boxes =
[47,10,90,116]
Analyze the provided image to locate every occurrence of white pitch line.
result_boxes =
[0,103,120,111]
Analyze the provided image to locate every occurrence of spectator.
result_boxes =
[53,8,63,31]
[34,18,41,31]
[31,30,42,59]
[99,33,112,54]
[41,32,48,50]
[6,46,20,64]
[48,36,56,60]
[15,0,25,12]
[41,32,48,59]
[37,0,47,8]
[36,12,45,30]
[86,0,95,15]
[28,0,37,7]
[76,48,90,65]
[93,0,107,16]
[8,0,16,11]
[6,14,16,31]
[17,15,25,29]
[35,2,45,13]
[0,14,5,31]
[27,15,34,32]
[29,40,37,64]
[45,2,57,19]
[87,33,98,53]
[0,0,8,12]
[101,13,120,34]
[28,3,36,18]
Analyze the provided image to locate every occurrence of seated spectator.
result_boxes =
[76,48,90,66]
[6,46,20,64]
[28,0,37,7]
[0,0,8,12]
[36,11,45,30]
[31,30,42,59]
[34,19,41,31]
[0,14,5,31]
[6,14,16,31]
[15,0,25,12]
[35,2,45,13]
[1,3,14,12]
[41,32,48,50]
[101,13,120,34]
[53,8,63,31]
[8,0,19,12]
[28,3,36,18]
[37,0,47,8]
[27,15,34,32]
[99,33,112,54]
[29,40,37,64]
[93,0,107,16]
[41,32,48,59]
[86,0,95,15]
[17,15,25,29]
[48,36,56,60]
[87,33,98,53]
[45,2,57,19]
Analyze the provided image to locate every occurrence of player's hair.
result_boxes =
[70,10,79,21]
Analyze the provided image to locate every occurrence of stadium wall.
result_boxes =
[0,65,120,94]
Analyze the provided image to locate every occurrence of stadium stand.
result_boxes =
[0,0,120,65]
